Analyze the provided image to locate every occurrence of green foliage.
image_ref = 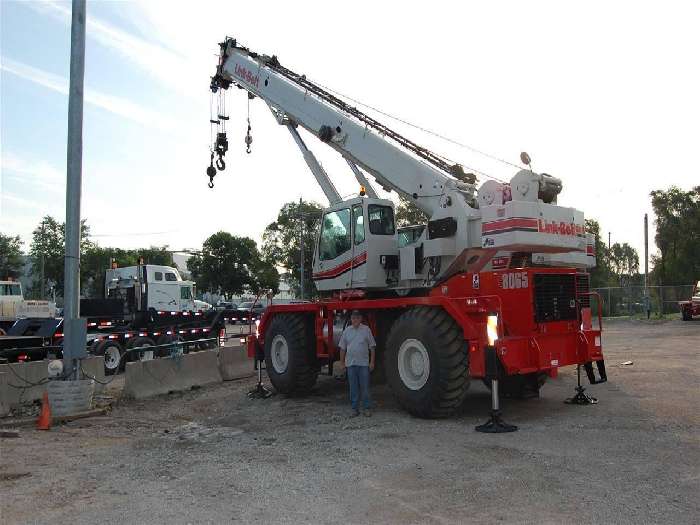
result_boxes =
[585,219,615,287]
[609,242,640,285]
[650,186,700,285]
[28,216,93,298]
[262,200,323,298]
[395,197,429,228]
[188,231,278,297]
[0,233,23,279]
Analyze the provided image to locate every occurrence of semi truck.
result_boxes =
[0,263,227,374]
[207,37,606,428]
[0,280,56,333]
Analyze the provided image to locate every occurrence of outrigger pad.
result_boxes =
[247,383,273,399]
[565,387,598,405]
[475,411,518,433]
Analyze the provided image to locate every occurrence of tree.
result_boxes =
[650,186,700,285]
[28,216,93,299]
[188,232,272,296]
[250,258,280,296]
[0,233,23,279]
[262,200,323,298]
[584,219,615,288]
[395,196,429,228]
[609,242,640,286]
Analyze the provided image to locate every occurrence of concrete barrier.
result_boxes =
[218,345,255,381]
[0,373,9,417]
[0,357,105,413]
[123,349,223,399]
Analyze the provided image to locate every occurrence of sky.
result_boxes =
[1,0,699,264]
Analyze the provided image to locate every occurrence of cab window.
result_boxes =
[368,205,395,235]
[180,287,192,300]
[319,208,351,261]
[353,205,365,245]
[154,272,163,281]
[165,272,177,282]
[2,283,22,296]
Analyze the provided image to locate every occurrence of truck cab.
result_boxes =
[104,265,196,314]
[0,280,56,331]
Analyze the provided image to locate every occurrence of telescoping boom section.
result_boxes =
[209,36,607,421]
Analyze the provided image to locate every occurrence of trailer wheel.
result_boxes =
[264,314,317,395]
[127,336,156,361]
[385,306,469,418]
[95,340,124,375]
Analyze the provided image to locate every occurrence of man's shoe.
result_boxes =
[363,409,372,417]
[349,410,360,418]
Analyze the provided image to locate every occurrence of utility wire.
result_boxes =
[307,78,515,182]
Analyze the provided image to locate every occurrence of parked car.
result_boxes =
[194,299,213,311]
[215,301,237,310]
[236,301,266,324]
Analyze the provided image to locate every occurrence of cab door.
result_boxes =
[350,203,367,287]
[313,206,354,291]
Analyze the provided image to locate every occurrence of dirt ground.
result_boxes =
[1,319,698,524]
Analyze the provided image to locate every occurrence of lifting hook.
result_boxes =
[206,153,216,188]
[245,120,253,154]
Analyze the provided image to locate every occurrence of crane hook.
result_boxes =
[245,121,253,154]
[206,153,216,188]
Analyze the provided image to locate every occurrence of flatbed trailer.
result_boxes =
[0,309,226,373]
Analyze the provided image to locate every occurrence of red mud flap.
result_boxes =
[584,360,607,384]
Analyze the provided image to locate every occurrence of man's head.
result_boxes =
[350,309,362,327]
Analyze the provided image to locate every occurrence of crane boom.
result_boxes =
[209,37,593,290]
[210,38,474,217]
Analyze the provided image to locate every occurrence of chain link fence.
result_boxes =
[591,285,694,317]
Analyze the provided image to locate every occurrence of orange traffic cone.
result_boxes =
[36,391,52,431]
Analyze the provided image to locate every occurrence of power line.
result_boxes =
[308,77,519,179]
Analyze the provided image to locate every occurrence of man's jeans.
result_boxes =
[346,365,371,411]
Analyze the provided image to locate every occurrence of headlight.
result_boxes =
[486,313,499,346]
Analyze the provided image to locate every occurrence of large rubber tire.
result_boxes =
[385,307,469,418]
[682,307,692,321]
[95,340,124,375]
[483,373,547,399]
[264,314,317,395]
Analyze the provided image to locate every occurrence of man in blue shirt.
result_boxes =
[339,310,376,417]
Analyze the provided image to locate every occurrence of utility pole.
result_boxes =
[299,197,304,301]
[644,213,650,319]
[62,0,88,380]
[608,231,611,250]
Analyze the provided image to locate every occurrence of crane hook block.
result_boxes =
[245,127,253,154]
[206,162,216,188]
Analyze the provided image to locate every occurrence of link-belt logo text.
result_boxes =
[234,63,260,88]
[538,220,584,236]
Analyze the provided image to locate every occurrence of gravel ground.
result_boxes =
[1,319,698,524]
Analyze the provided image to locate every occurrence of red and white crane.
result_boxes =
[209,37,606,429]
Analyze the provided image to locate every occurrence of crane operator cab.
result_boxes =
[312,197,399,291]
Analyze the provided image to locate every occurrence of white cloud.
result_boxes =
[2,150,63,193]
[1,57,180,132]
[25,0,202,98]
